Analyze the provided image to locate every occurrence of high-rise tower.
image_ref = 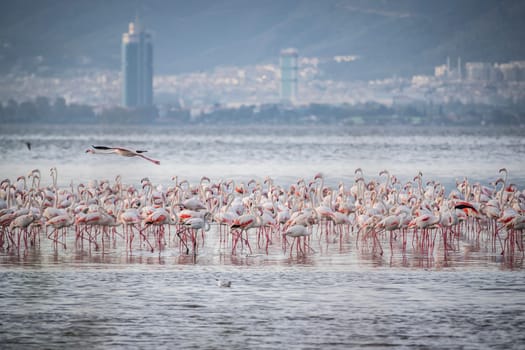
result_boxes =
[280,48,298,103]
[121,17,153,107]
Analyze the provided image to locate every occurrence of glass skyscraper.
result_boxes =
[279,48,298,103]
[121,18,153,107]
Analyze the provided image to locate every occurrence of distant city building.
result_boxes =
[279,48,298,103]
[465,62,494,82]
[121,17,153,107]
[464,60,525,83]
[434,64,448,78]
[434,57,462,80]
[497,61,525,82]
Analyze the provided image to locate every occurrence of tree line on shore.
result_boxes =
[0,96,523,126]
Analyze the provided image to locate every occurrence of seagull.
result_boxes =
[86,145,160,165]
[216,279,231,288]
[25,141,31,150]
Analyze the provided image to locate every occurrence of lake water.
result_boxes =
[0,123,524,349]
[1,123,524,188]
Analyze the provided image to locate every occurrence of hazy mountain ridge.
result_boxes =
[0,0,523,79]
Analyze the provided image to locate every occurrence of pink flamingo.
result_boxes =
[86,145,160,165]
[409,206,441,252]
[230,209,257,254]
[46,213,73,248]
[141,207,172,251]
[376,214,401,251]
[499,210,523,255]
[120,207,143,250]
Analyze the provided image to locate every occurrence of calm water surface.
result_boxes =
[1,229,524,350]
[1,123,524,349]
[1,123,524,187]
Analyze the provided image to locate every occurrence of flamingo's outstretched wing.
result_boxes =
[91,145,115,150]
[92,145,147,153]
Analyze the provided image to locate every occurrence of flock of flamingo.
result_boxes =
[0,166,524,259]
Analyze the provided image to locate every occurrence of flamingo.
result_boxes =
[46,213,73,248]
[230,207,258,254]
[409,206,442,252]
[256,207,277,252]
[409,209,441,230]
[141,206,172,250]
[454,201,479,216]
[178,197,207,211]
[213,194,238,230]
[332,211,352,239]
[284,224,314,256]
[178,212,212,254]
[1,167,524,260]
[120,205,150,251]
[376,213,401,251]
[86,145,160,165]
[501,214,525,255]
[9,212,37,250]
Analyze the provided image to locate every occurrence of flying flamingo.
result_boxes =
[86,145,160,165]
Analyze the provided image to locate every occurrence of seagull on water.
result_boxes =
[216,279,232,288]
[85,145,160,165]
